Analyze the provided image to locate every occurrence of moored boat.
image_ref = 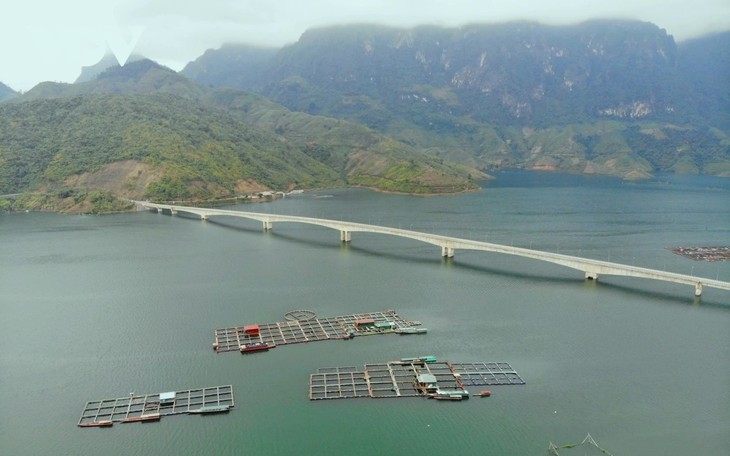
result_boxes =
[478,390,492,397]
[434,395,463,401]
[400,355,437,364]
[433,389,470,400]
[188,405,231,414]
[240,342,272,353]
[121,413,161,423]
[78,420,113,427]
[395,327,427,335]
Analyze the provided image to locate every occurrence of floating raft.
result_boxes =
[77,385,234,427]
[213,310,422,353]
[670,246,729,262]
[449,362,527,386]
[308,360,524,400]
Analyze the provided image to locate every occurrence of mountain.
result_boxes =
[182,21,730,177]
[21,59,207,102]
[0,60,481,212]
[75,52,145,83]
[181,44,278,90]
[0,81,18,102]
[677,31,730,129]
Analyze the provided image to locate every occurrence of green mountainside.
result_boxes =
[0,61,480,213]
[3,21,729,213]
[183,21,730,178]
[0,93,341,211]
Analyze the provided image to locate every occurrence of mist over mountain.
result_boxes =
[20,59,207,102]
[0,81,18,101]
[677,31,730,128]
[75,52,146,83]
[183,20,730,177]
[2,20,729,213]
[181,44,278,90]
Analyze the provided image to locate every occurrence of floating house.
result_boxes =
[354,318,376,328]
[159,391,176,405]
[416,374,438,394]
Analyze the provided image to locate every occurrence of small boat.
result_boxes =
[121,413,161,423]
[478,390,492,397]
[434,389,470,400]
[188,405,231,414]
[395,327,427,335]
[240,342,272,353]
[434,395,463,401]
[78,420,113,427]
[400,355,437,364]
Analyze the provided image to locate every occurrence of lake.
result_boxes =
[1,171,728,455]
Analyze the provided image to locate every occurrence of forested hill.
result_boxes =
[182,21,730,178]
[0,61,481,213]
[0,93,340,209]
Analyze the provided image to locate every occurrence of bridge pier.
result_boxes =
[340,230,351,242]
[695,282,703,297]
[262,220,273,231]
[441,246,455,258]
[585,272,599,280]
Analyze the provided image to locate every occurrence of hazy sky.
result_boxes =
[3,0,729,91]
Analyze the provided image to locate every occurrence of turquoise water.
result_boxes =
[1,172,728,455]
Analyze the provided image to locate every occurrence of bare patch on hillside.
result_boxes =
[235,179,270,194]
[63,160,163,198]
[345,150,389,175]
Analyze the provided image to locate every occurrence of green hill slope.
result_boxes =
[1,60,482,212]
[0,93,342,212]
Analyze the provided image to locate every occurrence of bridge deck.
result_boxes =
[213,310,420,353]
[78,385,234,426]
[308,360,524,400]
[136,201,730,297]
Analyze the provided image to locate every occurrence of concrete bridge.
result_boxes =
[135,201,730,297]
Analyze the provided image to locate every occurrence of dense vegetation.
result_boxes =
[0,62,481,212]
[2,20,729,213]
[0,93,342,203]
[183,21,730,177]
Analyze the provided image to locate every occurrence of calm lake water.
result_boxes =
[1,171,728,455]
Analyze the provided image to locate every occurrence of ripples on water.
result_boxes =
[1,172,728,455]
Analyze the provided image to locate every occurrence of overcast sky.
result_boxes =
[3,0,729,91]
